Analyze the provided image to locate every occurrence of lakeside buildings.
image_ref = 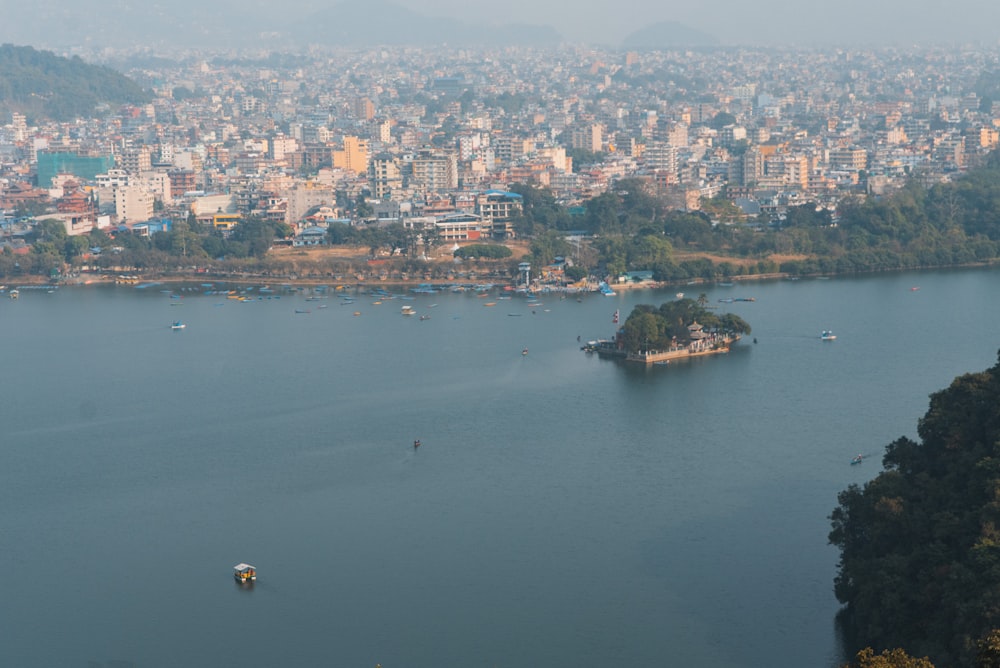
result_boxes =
[3,44,1000,244]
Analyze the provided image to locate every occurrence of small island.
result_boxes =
[585,298,751,365]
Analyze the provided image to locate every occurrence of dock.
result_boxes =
[625,336,739,365]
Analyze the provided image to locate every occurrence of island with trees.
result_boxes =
[586,297,752,364]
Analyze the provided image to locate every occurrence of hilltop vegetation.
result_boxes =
[0,44,150,122]
[830,352,1000,667]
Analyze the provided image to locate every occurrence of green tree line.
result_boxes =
[499,151,1000,281]
[0,216,291,279]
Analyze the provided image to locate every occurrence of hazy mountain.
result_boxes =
[621,21,720,48]
[0,44,150,122]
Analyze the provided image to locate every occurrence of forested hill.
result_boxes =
[830,351,1000,667]
[0,44,150,122]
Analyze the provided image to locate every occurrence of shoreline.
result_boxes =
[6,260,997,291]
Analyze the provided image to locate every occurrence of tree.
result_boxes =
[621,311,660,353]
[627,233,673,269]
[564,265,587,282]
[32,218,67,243]
[508,183,572,233]
[708,111,737,130]
[844,647,936,668]
[356,198,374,219]
[63,235,89,262]
[583,191,620,234]
[384,223,418,257]
[830,352,1000,667]
[327,222,357,245]
[421,226,442,255]
[530,230,572,267]
[454,244,512,260]
[978,630,1000,668]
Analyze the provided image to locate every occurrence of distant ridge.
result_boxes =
[0,44,149,122]
[621,21,720,49]
[292,0,562,47]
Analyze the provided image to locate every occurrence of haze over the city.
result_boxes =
[1,0,999,49]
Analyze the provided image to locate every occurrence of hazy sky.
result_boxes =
[386,0,1000,45]
[3,0,1000,48]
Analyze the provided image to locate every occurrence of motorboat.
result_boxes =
[234,563,256,583]
[821,330,837,341]
[171,321,186,330]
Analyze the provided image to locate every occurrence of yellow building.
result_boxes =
[210,213,241,231]
[332,136,370,175]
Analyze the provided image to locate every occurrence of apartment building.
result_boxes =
[411,149,458,192]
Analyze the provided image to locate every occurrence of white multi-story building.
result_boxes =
[114,184,154,224]
[369,154,403,199]
[411,149,458,192]
[643,142,678,174]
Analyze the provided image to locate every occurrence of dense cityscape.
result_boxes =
[3,43,1000,276]
[8,37,1000,668]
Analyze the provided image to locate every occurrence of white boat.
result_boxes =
[401,305,415,315]
[821,330,836,341]
[171,321,186,330]
[233,563,256,583]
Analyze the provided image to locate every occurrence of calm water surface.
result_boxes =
[2,268,1000,668]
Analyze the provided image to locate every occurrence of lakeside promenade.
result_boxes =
[6,257,996,292]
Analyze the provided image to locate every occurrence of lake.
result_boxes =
[1,268,999,668]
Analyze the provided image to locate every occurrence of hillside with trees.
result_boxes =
[830,352,1000,667]
[0,44,150,122]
